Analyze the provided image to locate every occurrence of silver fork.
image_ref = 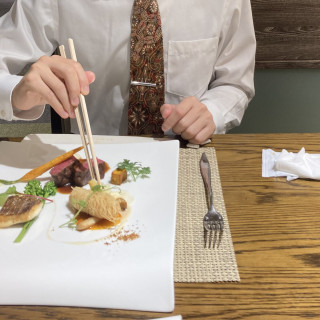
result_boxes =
[200,152,224,248]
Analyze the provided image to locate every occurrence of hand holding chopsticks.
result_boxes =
[59,38,101,185]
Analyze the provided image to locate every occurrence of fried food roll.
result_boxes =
[69,187,126,224]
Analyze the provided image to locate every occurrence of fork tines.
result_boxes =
[204,223,223,249]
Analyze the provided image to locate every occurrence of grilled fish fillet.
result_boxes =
[0,195,43,228]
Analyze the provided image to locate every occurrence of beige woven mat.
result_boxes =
[174,147,240,282]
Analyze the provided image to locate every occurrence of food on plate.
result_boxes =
[73,158,108,186]
[0,145,84,186]
[69,187,127,230]
[24,180,57,198]
[0,153,149,240]
[49,156,78,187]
[111,168,127,185]
[117,159,151,182]
[0,194,43,228]
[0,180,56,233]
[50,156,108,187]
[76,215,104,231]
[19,145,84,183]
[0,186,17,207]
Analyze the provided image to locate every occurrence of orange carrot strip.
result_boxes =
[18,145,84,182]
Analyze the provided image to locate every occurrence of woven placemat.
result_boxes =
[174,147,240,282]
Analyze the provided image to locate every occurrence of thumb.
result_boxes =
[160,104,175,119]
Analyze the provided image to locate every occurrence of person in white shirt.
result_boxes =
[0,0,256,144]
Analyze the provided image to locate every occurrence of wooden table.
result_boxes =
[1,133,320,319]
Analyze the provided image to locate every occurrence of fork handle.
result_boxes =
[200,153,214,210]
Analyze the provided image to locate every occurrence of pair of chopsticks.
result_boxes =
[59,38,101,185]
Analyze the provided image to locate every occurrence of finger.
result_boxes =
[162,101,191,132]
[33,79,69,119]
[86,71,96,84]
[184,121,215,144]
[187,128,212,144]
[49,55,90,101]
[171,105,200,134]
[37,65,76,117]
[72,60,91,95]
[160,104,174,119]
[15,66,70,118]
[180,116,205,141]
[49,61,82,106]
[179,103,215,142]
[35,56,80,112]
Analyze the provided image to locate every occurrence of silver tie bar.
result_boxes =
[131,81,157,87]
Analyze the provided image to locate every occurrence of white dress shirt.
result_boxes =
[0,0,256,135]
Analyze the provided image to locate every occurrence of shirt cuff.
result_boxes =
[0,74,22,121]
[200,96,227,134]
[200,86,249,134]
[0,74,45,121]
[12,105,45,120]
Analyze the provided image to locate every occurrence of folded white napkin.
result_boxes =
[262,147,320,181]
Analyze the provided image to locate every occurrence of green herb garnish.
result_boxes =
[117,159,151,182]
[24,180,57,198]
[14,219,36,243]
[0,179,19,186]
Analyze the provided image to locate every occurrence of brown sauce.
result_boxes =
[76,212,121,230]
[57,185,73,194]
[105,163,110,173]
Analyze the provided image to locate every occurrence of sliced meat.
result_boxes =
[49,156,79,187]
[0,195,43,228]
[73,159,106,187]
[49,156,106,187]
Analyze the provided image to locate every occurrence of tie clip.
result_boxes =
[131,81,157,87]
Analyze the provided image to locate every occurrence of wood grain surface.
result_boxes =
[252,0,320,68]
[1,133,320,319]
[3,1,320,69]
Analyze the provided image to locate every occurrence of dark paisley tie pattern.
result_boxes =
[128,0,164,135]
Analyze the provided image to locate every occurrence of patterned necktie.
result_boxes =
[128,0,164,135]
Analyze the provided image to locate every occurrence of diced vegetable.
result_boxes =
[111,168,127,185]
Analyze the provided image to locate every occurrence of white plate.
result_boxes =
[0,138,180,312]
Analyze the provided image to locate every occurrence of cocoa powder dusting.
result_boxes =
[104,226,140,246]
[117,232,140,242]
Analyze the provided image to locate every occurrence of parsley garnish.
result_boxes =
[117,159,151,182]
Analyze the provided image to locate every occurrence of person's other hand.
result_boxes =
[11,55,95,118]
[161,96,216,144]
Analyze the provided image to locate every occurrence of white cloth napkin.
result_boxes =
[262,147,320,181]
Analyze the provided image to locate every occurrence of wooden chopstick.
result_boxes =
[58,39,101,184]
[58,45,95,181]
